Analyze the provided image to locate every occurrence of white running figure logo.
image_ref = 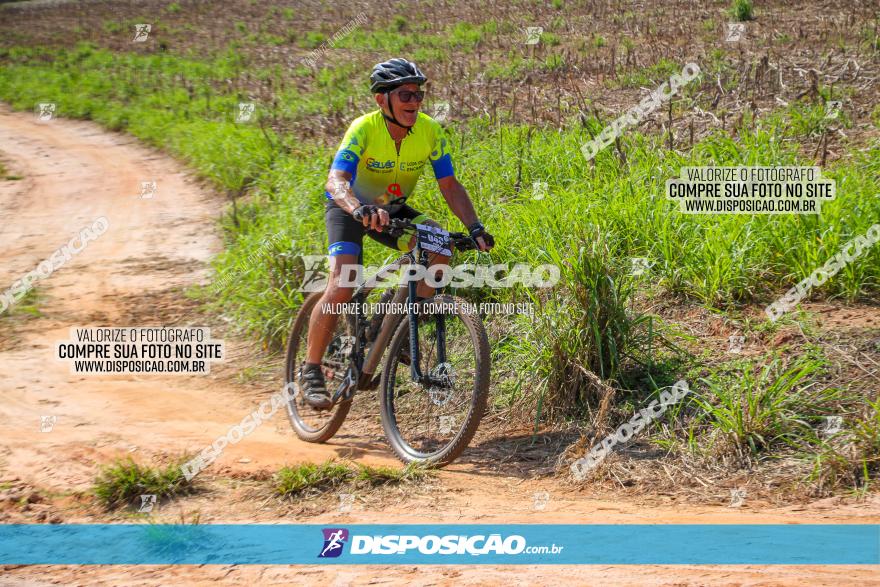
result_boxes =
[321,529,346,557]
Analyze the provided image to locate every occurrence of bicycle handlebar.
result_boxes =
[377,218,478,251]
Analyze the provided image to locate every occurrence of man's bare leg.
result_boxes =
[306,253,358,364]
[300,253,358,409]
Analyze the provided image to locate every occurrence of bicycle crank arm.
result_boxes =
[332,366,359,403]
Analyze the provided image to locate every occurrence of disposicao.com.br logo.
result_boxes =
[318,528,563,557]
[318,528,349,558]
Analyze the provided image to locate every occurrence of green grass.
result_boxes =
[810,397,880,492]
[688,354,845,458]
[93,458,197,509]
[1,285,42,319]
[614,58,682,88]
[354,462,431,484]
[274,461,432,497]
[274,461,352,496]
[729,0,754,22]
[1,43,878,436]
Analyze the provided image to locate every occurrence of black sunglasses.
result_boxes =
[389,89,425,103]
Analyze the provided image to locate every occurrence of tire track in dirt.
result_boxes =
[1,105,878,586]
[0,104,396,495]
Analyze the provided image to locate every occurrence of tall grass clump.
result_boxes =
[687,355,845,460]
[274,461,432,497]
[93,458,196,509]
[811,398,880,493]
[523,226,651,413]
[729,0,754,21]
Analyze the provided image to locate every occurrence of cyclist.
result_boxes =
[300,57,494,410]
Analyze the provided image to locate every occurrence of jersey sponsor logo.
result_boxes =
[399,161,426,172]
[387,183,403,198]
[366,158,395,170]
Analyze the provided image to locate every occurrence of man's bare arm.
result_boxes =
[325,170,361,215]
[437,175,479,227]
[326,169,389,231]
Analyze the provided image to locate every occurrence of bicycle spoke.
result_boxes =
[387,308,478,456]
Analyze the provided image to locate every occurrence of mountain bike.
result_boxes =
[284,219,490,466]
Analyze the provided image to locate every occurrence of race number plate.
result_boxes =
[415,224,452,257]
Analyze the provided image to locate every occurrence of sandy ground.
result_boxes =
[0,104,878,586]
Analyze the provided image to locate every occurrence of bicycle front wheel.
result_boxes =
[379,294,489,466]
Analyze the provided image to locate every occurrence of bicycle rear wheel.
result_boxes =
[379,294,489,466]
[284,292,353,443]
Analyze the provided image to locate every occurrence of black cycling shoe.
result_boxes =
[299,363,333,410]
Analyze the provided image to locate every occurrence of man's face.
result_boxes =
[378,83,423,127]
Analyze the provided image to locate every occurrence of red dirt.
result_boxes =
[0,105,878,585]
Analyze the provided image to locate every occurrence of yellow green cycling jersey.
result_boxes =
[327,109,455,205]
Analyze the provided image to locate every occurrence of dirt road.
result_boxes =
[0,105,877,586]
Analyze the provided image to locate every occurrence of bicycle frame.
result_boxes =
[331,242,447,403]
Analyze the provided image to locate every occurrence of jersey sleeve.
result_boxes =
[429,120,455,179]
[331,117,368,175]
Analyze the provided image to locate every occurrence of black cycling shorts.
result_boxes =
[325,200,431,258]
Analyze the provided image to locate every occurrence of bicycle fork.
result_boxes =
[407,266,447,384]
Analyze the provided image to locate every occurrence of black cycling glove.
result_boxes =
[467,222,495,249]
[352,205,379,223]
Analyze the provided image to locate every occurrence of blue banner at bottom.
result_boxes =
[0,524,877,565]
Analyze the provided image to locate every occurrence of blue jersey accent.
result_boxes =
[331,148,360,175]
[430,154,454,179]
[328,241,361,256]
